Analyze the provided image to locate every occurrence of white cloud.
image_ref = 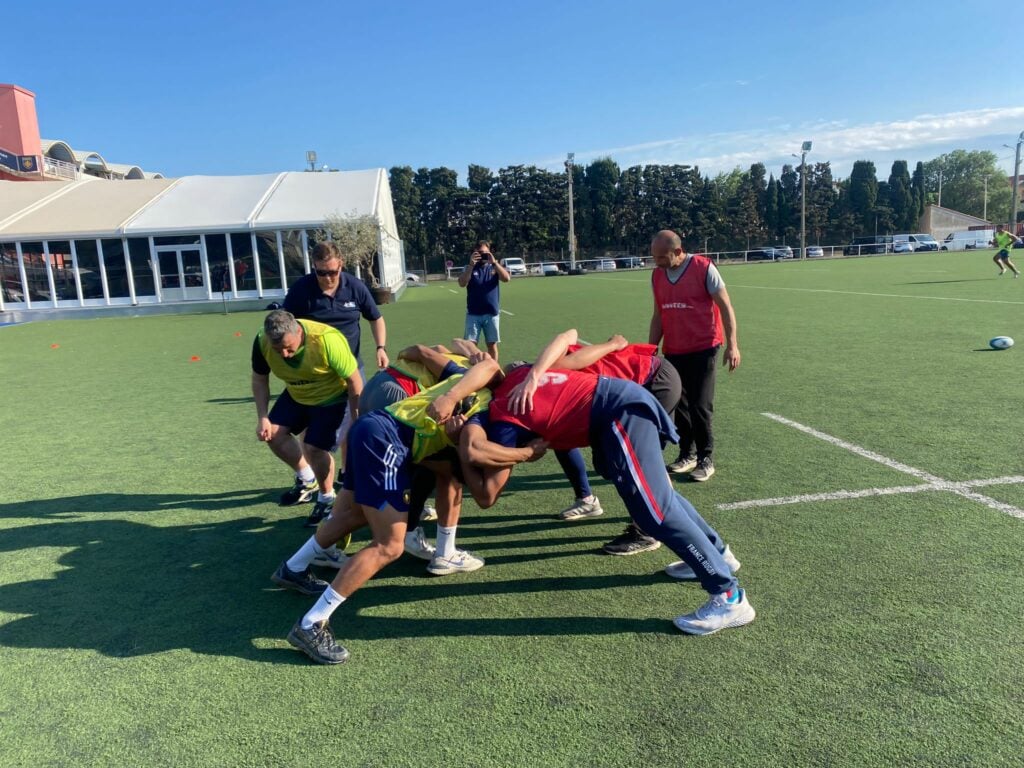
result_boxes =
[543,107,1024,177]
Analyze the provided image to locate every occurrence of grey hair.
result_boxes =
[264,310,300,343]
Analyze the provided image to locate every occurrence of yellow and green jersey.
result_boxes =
[994,231,1017,252]
[386,374,491,463]
[389,353,471,390]
[257,319,358,405]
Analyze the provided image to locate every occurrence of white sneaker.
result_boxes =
[427,549,485,575]
[404,526,436,560]
[419,504,438,522]
[558,496,603,521]
[673,588,756,635]
[665,545,741,580]
[311,546,348,570]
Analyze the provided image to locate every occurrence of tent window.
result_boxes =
[102,239,131,299]
[20,242,52,304]
[128,238,155,297]
[282,230,305,283]
[47,241,76,300]
[1,243,23,302]
[230,233,255,291]
[204,235,229,293]
[255,232,281,291]
[74,240,105,300]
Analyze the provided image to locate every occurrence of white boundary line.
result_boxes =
[732,413,1024,519]
[730,284,1024,306]
[448,288,459,294]
[501,309,515,316]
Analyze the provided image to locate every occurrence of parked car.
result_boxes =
[843,236,889,255]
[541,262,564,276]
[501,257,527,276]
[615,256,646,269]
[893,233,939,253]
[748,246,793,261]
[893,240,915,253]
[405,272,422,283]
[805,245,824,258]
[594,259,617,271]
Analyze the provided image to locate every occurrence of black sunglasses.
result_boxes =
[314,268,341,277]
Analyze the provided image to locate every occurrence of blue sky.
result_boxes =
[7,0,1022,181]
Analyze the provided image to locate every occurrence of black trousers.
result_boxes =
[664,346,718,460]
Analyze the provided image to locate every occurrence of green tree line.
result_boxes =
[390,150,1012,269]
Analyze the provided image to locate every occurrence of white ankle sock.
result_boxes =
[317,491,335,504]
[297,465,315,483]
[301,586,345,629]
[286,536,325,573]
[436,525,457,559]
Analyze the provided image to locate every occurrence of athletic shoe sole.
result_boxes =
[558,508,604,521]
[689,468,715,482]
[602,540,662,556]
[427,557,485,576]
[667,462,698,474]
[672,604,756,636]
[270,569,327,596]
[286,627,350,665]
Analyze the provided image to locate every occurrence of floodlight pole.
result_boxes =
[798,140,812,259]
[566,153,577,271]
[1011,131,1023,235]
[983,175,989,221]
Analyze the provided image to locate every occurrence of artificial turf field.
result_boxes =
[1,250,1023,768]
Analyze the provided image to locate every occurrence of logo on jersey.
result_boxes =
[537,372,568,386]
[343,301,357,308]
[661,302,692,310]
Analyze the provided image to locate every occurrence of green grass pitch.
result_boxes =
[1,250,1022,767]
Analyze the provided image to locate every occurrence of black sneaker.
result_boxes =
[689,457,715,482]
[287,620,350,665]
[271,562,329,596]
[667,453,698,474]
[602,523,662,556]
[280,477,318,506]
[304,498,333,528]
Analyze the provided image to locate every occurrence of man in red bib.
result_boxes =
[650,229,740,482]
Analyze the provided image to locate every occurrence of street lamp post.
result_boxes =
[566,152,576,271]
[1010,131,1023,235]
[793,141,812,258]
[983,175,989,221]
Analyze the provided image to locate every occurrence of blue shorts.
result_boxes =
[465,313,501,344]
[342,411,414,512]
[997,249,1012,261]
[269,389,346,451]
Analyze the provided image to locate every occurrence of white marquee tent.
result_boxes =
[0,169,404,313]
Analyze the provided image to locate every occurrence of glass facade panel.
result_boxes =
[230,233,256,291]
[47,241,77,301]
[204,234,230,293]
[255,231,281,291]
[74,239,105,299]
[283,230,306,285]
[1,242,24,302]
[101,239,132,299]
[127,238,155,297]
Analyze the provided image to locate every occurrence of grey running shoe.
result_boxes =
[271,562,329,596]
[667,454,698,474]
[689,457,715,482]
[673,589,755,635]
[287,620,350,664]
[311,546,348,570]
[665,545,741,580]
[558,496,604,521]
[281,477,318,506]
[419,504,438,522]
[602,524,662,556]
[427,549,485,575]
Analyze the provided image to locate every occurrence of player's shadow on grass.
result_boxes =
[0,517,671,664]
[0,489,283,519]
[207,394,277,405]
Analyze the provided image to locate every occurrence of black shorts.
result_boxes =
[269,390,347,451]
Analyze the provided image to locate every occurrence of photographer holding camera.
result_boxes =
[457,239,511,362]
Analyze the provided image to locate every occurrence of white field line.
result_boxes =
[718,476,1024,512]
[758,413,1024,519]
[730,284,1024,306]
[448,288,459,294]
[501,309,515,316]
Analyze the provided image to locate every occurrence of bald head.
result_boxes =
[650,229,686,268]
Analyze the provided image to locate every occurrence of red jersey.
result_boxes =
[567,343,657,384]
[652,255,724,355]
[489,366,598,450]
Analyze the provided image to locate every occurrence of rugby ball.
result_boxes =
[989,336,1014,350]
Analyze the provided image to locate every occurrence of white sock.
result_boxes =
[317,491,335,504]
[581,494,597,504]
[436,525,457,559]
[286,536,325,573]
[301,586,345,629]
[296,465,316,483]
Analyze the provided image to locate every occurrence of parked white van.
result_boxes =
[940,230,994,251]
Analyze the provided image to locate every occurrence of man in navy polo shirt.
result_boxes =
[281,241,389,525]
[457,240,510,362]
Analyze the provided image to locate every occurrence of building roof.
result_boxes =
[40,138,161,179]
[0,169,397,242]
